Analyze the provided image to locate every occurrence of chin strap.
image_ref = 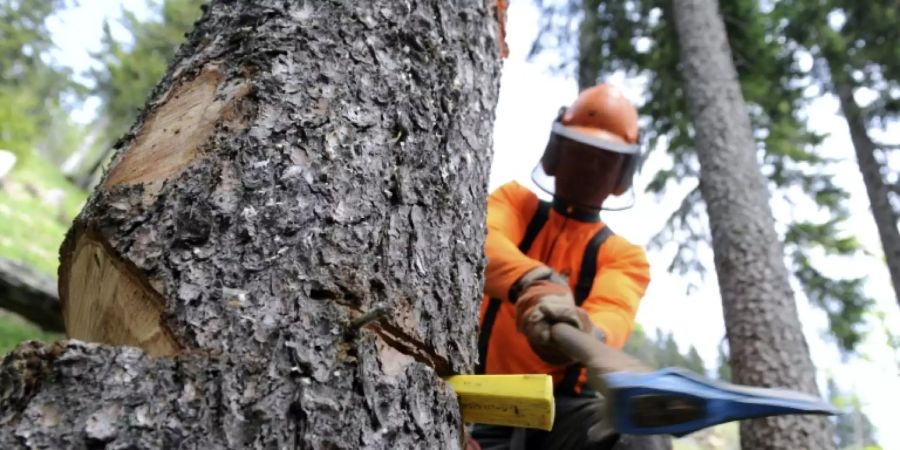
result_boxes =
[551,197,603,221]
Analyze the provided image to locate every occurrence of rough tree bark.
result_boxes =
[0,257,63,332]
[1,1,502,448]
[670,0,834,449]
[834,80,900,309]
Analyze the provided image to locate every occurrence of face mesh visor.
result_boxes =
[531,124,641,212]
[530,163,637,212]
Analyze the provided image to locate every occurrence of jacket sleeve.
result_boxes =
[581,238,650,349]
[483,183,545,301]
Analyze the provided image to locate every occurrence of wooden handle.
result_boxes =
[550,323,652,376]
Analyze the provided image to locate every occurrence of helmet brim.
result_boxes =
[552,123,641,155]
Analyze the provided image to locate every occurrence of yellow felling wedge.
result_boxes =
[444,374,555,431]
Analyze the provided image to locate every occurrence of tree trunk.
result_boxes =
[1,0,502,448]
[0,257,63,332]
[577,0,602,91]
[834,81,900,309]
[670,0,834,449]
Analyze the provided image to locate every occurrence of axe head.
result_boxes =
[597,367,838,437]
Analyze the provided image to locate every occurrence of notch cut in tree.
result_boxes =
[1,1,503,448]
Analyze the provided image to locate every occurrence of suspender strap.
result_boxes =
[476,299,502,374]
[574,226,613,305]
[557,225,614,394]
[519,201,551,256]
[477,200,551,374]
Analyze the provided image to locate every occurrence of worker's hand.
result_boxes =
[515,279,592,365]
[509,265,567,301]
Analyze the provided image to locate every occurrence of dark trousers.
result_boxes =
[470,393,671,450]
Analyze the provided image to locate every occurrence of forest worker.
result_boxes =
[471,83,654,450]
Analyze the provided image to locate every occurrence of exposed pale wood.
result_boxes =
[60,232,179,357]
[102,66,250,198]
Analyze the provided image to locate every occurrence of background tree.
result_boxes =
[0,0,82,165]
[76,0,207,187]
[0,0,88,322]
[0,1,502,447]
[671,0,834,446]
[775,0,900,310]
[531,0,872,355]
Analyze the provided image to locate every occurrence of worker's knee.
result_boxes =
[542,394,618,450]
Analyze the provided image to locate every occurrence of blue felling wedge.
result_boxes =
[601,367,838,437]
[550,322,837,437]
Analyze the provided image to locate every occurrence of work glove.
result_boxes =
[514,275,593,365]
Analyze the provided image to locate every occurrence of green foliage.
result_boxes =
[786,220,873,350]
[776,0,900,228]
[872,309,900,372]
[827,379,881,449]
[0,0,81,164]
[0,0,67,94]
[624,325,707,374]
[0,154,87,275]
[531,0,873,352]
[0,87,40,158]
[716,341,731,382]
[0,0,82,354]
[775,0,899,123]
[91,0,206,149]
[0,311,60,357]
[775,0,900,310]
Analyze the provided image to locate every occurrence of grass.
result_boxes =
[0,154,87,275]
[0,154,85,356]
[0,310,61,356]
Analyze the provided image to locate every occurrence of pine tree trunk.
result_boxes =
[670,0,834,449]
[577,0,602,91]
[1,1,502,448]
[834,81,900,309]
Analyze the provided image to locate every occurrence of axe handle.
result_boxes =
[550,323,652,376]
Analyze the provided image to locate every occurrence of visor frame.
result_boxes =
[551,122,641,156]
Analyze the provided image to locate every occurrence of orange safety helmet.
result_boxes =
[536,83,642,200]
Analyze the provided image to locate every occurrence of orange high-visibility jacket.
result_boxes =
[478,181,650,394]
